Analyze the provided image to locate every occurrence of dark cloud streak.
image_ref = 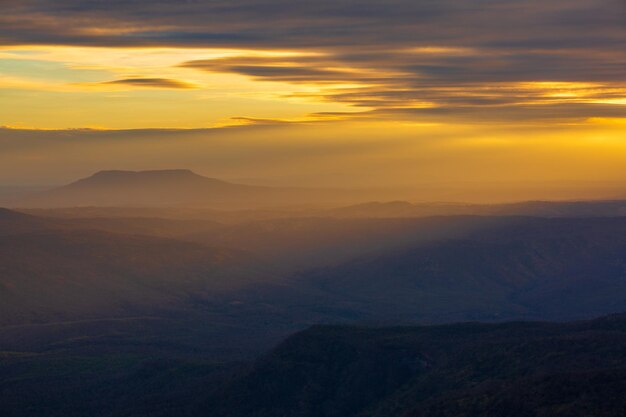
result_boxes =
[2,0,625,122]
[2,0,624,50]
[102,78,197,89]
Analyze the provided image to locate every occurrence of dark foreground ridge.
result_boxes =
[204,313,626,417]
[3,313,626,417]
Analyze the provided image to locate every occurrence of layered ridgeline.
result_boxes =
[12,169,364,209]
[0,208,272,327]
[13,169,626,213]
[297,216,626,322]
[325,199,626,218]
[4,209,626,329]
[2,207,626,416]
[187,215,626,322]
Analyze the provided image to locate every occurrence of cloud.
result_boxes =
[182,50,626,122]
[2,0,624,50]
[102,77,197,89]
[2,0,625,123]
[181,55,381,84]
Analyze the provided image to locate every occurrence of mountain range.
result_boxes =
[3,195,626,416]
[3,208,626,332]
[299,216,626,323]
[12,169,626,219]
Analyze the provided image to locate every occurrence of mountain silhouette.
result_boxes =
[14,170,268,208]
[14,169,364,208]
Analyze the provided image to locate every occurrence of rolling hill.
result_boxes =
[6,209,626,328]
[185,216,516,271]
[0,208,272,326]
[295,217,626,323]
[0,207,50,235]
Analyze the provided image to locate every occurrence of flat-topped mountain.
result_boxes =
[14,169,363,208]
[73,169,235,187]
[14,170,268,208]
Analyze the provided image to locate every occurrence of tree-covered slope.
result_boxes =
[203,314,626,417]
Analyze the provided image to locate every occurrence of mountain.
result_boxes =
[201,314,626,417]
[0,225,272,327]
[0,207,340,361]
[24,198,626,224]
[0,207,52,235]
[3,208,626,416]
[3,311,626,417]
[298,217,626,323]
[5,211,626,329]
[0,206,223,239]
[14,169,264,208]
[12,169,363,209]
[187,216,511,271]
[327,199,626,218]
[0,206,44,224]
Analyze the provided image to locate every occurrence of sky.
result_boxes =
[0,0,625,200]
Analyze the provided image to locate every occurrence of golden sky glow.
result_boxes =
[0,0,625,198]
[0,46,360,129]
[1,43,624,129]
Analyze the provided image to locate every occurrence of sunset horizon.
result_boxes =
[1,0,625,199]
[2,2,626,416]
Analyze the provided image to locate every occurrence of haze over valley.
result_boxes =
[2,0,625,415]
[2,170,626,415]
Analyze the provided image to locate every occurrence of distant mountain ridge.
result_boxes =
[70,169,250,190]
[0,206,50,234]
[0,229,269,326]
[299,216,626,323]
[12,169,626,212]
[14,169,264,208]
[12,169,371,209]
[327,199,626,218]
